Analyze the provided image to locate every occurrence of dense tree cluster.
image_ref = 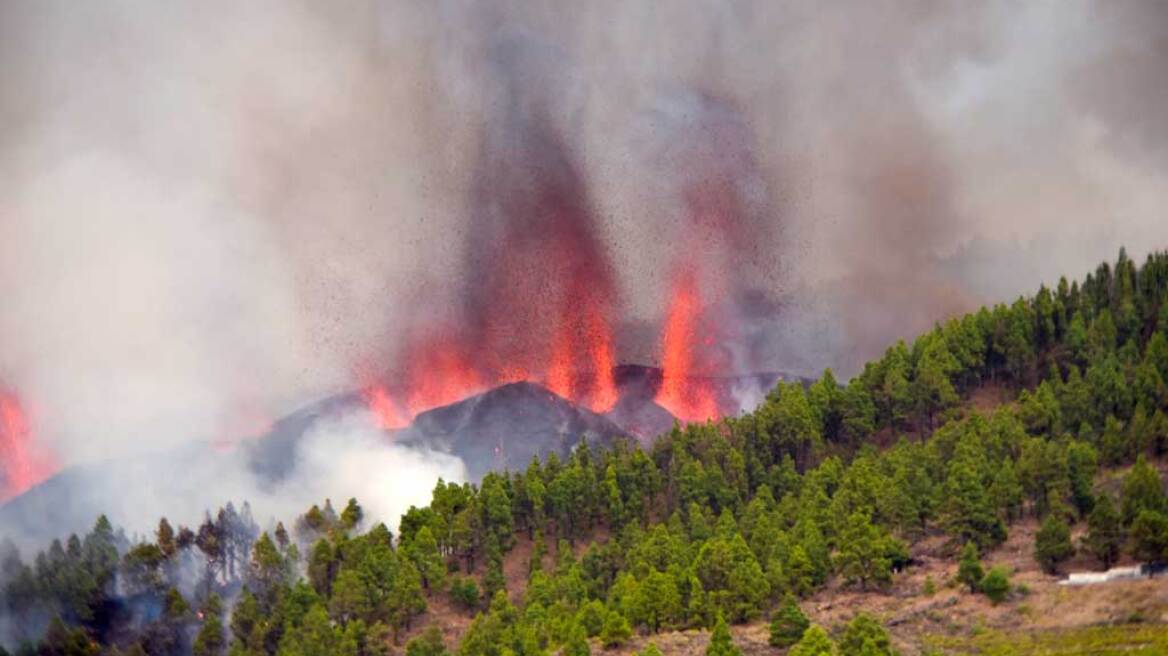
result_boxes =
[3,249,1168,655]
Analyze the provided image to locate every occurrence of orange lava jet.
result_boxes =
[362,385,408,430]
[544,279,618,413]
[0,391,56,501]
[402,338,483,417]
[655,266,720,423]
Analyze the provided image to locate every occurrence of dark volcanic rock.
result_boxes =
[395,381,626,479]
[245,391,365,483]
[606,395,678,444]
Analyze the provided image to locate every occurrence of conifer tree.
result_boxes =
[1034,514,1074,574]
[1121,456,1166,525]
[957,542,983,593]
[600,610,632,648]
[788,625,836,656]
[838,614,896,656]
[192,594,225,656]
[1085,495,1123,568]
[768,594,809,648]
[705,616,741,656]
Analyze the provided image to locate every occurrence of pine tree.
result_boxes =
[405,625,449,656]
[192,594,225,656]
[838,614,895,656]
[943,456,1007,549]
[1066,441,1098,516]
[388,560,427,641]
[340,498,364,532]
[1034,514,1074,574]
[705,616,741,656]
[157,518,177,558]
[601,610,632,648]
[788,625,836,656]
[840,380,877,446]
[230,587,263,654]
[768,594,809,648]
[1129,510,1168,563]
[407,526,446,591]
[577,600,606,637]
[1085,495,1123,568]
[833,511,897,590]
[330,569,371,625]
[564,621,591,656]
[1121,456,1167,525]
[957,542,983,593]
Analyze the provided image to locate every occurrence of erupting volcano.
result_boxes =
[349,61,779,438]
[0,391,55,501]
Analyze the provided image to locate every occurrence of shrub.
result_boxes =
[981,567,1011,605]
[449,576,480,611]
[921,576,937,596]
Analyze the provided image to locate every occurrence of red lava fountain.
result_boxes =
[0,391,56,501]
[545,279,618,413]
[655,266,720,423]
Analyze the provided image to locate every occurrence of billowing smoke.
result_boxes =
[2,1,1168,539]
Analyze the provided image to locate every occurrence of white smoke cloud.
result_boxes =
[0,404,466,549]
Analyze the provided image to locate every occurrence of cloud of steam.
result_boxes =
[0,405,466,549]
[2,0,1168,537]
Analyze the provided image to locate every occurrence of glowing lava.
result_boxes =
[655,266,720,423]
[362,385,409,430]
[545,280,618,413]
[0,391,56,501]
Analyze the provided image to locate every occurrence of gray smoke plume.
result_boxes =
[1,0,1167,540]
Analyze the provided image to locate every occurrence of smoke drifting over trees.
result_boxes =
[1,2,1167,531]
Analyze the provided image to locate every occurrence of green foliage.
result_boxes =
[193,594,226,656]
[1085,495,1123,568]
[449,576,481,612]
[833,511,902,590]
[768,594,809,648]
[1129,509,1168,563]
[789,625,837,656]
[1121,457,1167,526]
[600,610,632,648]
[921,576,936,596]
[406,625,449,656]
[1034,514,1075,574]
[957,542,984,593]
[576,600,606,638]
[705,616,741,656]
[980,567,1011,605]
[838,614,897,656]
[563,622,590,656]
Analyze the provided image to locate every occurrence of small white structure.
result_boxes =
[1059,565,1148,586]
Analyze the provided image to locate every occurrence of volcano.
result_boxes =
[0,364,804,545]
[395,381,625,480]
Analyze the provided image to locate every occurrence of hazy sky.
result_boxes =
[1,0,1166,475]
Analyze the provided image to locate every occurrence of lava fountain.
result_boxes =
[655,265,720,423]
[0,391,56,501]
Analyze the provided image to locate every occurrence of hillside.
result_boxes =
[4,248,1168,656]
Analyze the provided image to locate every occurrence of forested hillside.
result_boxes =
[5,249,1168,656]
